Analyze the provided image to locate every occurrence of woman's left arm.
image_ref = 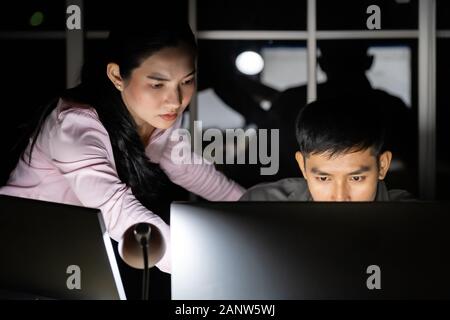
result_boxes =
[158,133,246,201]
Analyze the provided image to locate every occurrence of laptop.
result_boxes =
[0,195,126,300]
[171,202,450,299]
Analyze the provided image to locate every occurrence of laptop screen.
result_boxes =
[171,202,450,299]
[0,195,126,300]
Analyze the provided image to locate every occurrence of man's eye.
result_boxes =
[151,83,163,89]
[351,176,365,182]
[316,176,329,182]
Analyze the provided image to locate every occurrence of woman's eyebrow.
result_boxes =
[146,70,196,81]
[184,70,196,77]
[147,73,170,81]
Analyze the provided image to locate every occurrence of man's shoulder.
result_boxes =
[388,189,416,201]
[377,180,415,201]
[239,178,309,201]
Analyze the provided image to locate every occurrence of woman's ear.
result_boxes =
[106,63,124,91]
[378,151,392,180]
[295,151,307,180]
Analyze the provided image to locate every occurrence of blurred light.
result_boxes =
[30,12,44,27]
[235,51,264,75]
[260,99,272,111]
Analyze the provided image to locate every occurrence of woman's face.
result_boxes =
[108,45,196,133]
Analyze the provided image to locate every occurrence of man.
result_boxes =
[264,41,416,182]
[240,97,412,201]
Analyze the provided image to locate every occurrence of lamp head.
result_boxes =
[118,223,165,269]
[134,223,151,247]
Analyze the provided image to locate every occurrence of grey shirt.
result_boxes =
[239,178,413,201]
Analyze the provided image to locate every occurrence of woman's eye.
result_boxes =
[182,78,195,85]
[151,83,163,89]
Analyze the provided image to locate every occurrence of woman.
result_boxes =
[0,22,245,273]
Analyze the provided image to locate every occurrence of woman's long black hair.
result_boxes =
[17,22,197,213]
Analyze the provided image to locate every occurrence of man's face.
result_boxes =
[295,148,392,201]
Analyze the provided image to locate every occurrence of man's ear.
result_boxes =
[378,151,392,180]
[295,151,307,179]
[106,63,124,91]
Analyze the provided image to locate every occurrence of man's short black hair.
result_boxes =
[295,96,386,158]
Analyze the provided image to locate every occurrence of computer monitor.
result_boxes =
[171,202,450,299]
[0,195,126,300]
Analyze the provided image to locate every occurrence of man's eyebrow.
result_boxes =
[310,167,331,175]
[146,70,196,81]
[348,166,371,175]
[310,166,371,175]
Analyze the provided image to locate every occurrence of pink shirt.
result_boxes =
[0,99,245,273]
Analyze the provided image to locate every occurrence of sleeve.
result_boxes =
[158,130,246,201]
[48,110,171,273]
